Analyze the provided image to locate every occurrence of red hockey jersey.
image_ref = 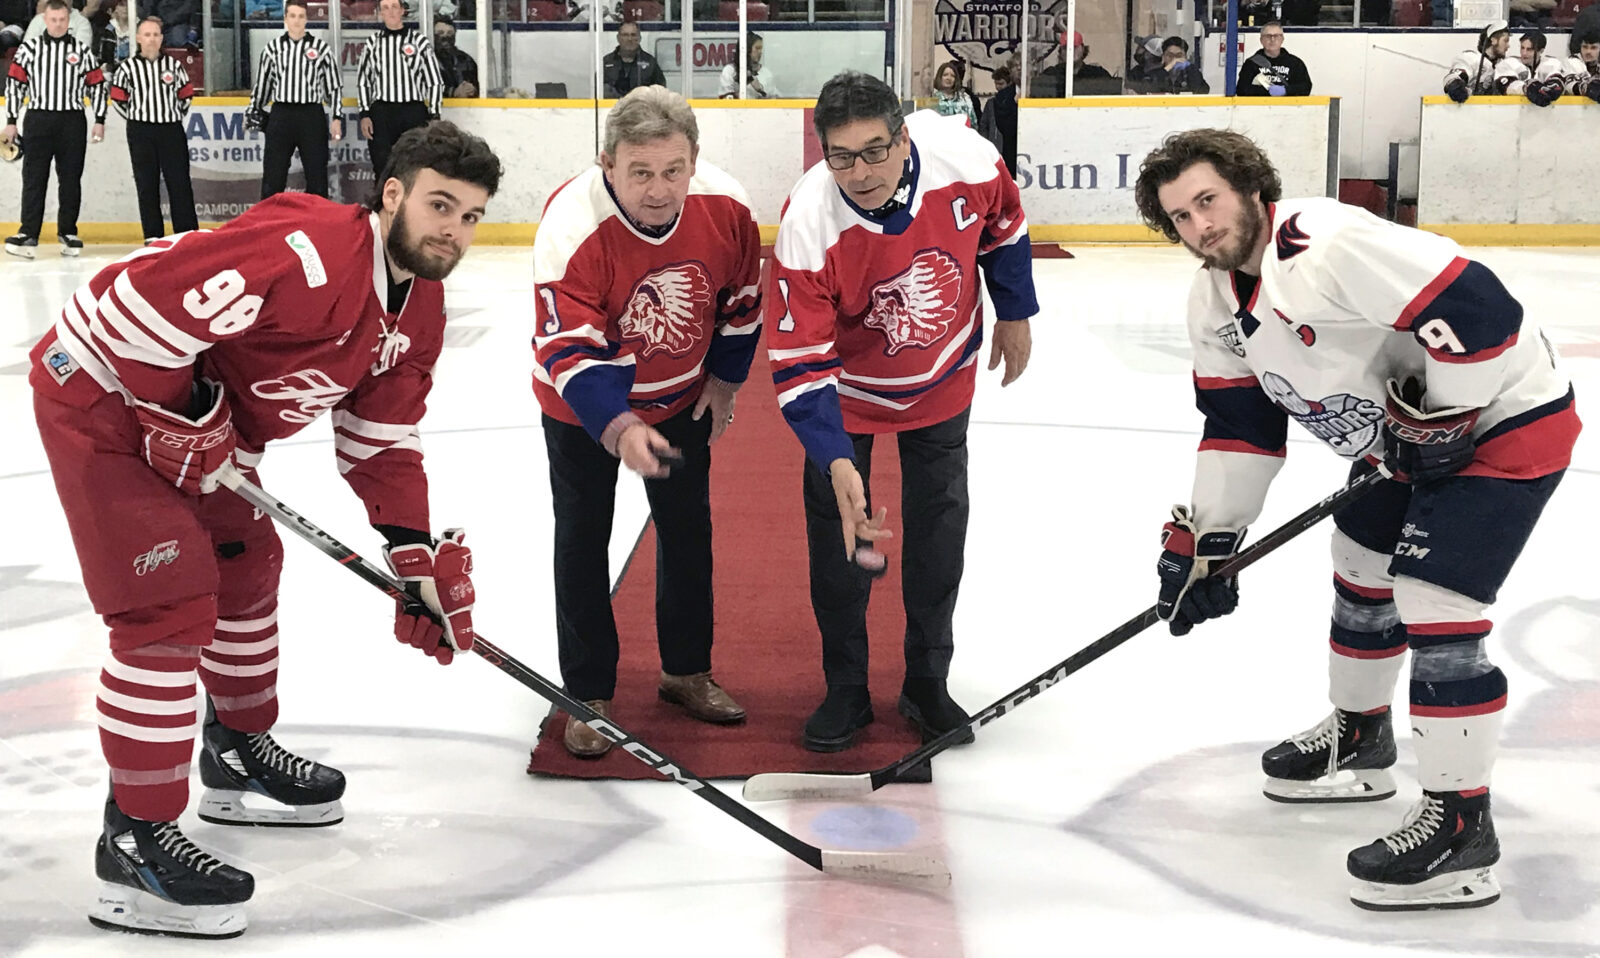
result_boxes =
[766,110,1037,469]
[29,194,444,532]
[532,159,763,441]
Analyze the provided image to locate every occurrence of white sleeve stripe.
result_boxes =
[533,324,607,348]
[207,634,280,656]
[199,655,280,678]
[103,656,196,688]
[982,227,1029,252]
[838,382,915,411]
[235,448,264,469]
[554,354,636,394]
[776,375,838,408]
[214,610,279,632]
[114,271,211,356]
[769,342,834,361]
[92,293,197,369]
[722,283,760,303]
[97,713,201,743]
[330,410,421,442]
[335,433,423,461]
[716,321,760,337]
[97,688,196,716]
[56,308,129,398]
[633,360,705,392]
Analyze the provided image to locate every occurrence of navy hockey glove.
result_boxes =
[1585,77,1600,104]
[1444,74,1469,103]
[1526,77,1564,107]
[1382,377,1480,484]
[1156,507,1244,637]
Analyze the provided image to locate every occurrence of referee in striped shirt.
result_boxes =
[110,17,198,244]
[2,0,107,259]
[248,0,343,199]
[355,0,442,180]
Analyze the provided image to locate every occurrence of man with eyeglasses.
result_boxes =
[766,70,1038,753]
[1236,21,1312,97]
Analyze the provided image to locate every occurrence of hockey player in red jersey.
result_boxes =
[1135,129,1579,911]
[766,71,1038,752]
[29,121,501,938]
[532,87,763,758]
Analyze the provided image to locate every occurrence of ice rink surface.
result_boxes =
[2,243,1597,957]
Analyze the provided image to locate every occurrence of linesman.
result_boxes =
[2,0,107,259]
[247,0,343,199]
[356,0,443,180]
[110,17,198,244]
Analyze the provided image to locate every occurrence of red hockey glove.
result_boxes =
[385,529,476,665]
[1382,378,1479,485]
[1156,506,1244,637]
[131,378,236,496]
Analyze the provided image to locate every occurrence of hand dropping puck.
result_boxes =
[656,450,685,472]
[854,546,888,579]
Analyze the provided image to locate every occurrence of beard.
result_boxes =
[386,204,462,281]
[1182,198,1265,272]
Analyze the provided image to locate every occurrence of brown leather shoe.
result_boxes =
[658,672,747,724]
[562,700,613,758]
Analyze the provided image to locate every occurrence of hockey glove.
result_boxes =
[1586,77,1600,104]
[244,107,268,132]
[132,378,236,496]
[1444,74,1470,103]
[385,529,476,665]
[1381,377,1479,485]
[1156,506,1244,637]
[1526,77,1564,107]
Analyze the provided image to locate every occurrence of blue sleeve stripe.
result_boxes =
[772,356,843,386]
[1403,259,1522,355]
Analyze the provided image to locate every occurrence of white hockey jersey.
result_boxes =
[1561,55,1599,93]
[1183,198,1580,531]
[1448,50,1510,94]
[1496,53,1567,95]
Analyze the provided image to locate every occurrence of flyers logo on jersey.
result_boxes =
[252,369,349,424]
[863,249,963,355]
[1275,213,1311,261]
[619,262,713,358]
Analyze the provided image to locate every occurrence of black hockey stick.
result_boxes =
[742,468,1388,802]
[216,466,949,890]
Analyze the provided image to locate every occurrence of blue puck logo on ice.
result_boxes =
[1260,371,1383,457]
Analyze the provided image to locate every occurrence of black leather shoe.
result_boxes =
[803,685,873,752]
[898,678,974,745]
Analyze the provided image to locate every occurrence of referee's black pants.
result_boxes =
[802,407,971,688]
[18,109,86,239]
[126,120,198,241]
[366,100,429,181]
[543,406,715,703]
[261,102,330,199]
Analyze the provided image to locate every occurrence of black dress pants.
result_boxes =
[261,103,330,199]
[802,408,971,687]
[544,406,715,702]
[126,120,198,241]
[366,100,429,181]
[18,109,86,238]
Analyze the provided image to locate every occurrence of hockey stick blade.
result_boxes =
[215,466,949,889]
[742,468,1387,803]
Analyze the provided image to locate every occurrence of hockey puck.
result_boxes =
[854,546,888,579]
[656,450,685,472]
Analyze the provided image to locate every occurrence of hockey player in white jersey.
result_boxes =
[1560,32,1600,101]
[1443,20,1512,102]
[1496,29,1567,106]
[1134,129,1580,911]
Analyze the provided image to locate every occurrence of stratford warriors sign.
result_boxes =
[933,0,1071,74]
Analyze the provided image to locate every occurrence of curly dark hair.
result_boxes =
[1133,128,1281,243]
[368,120,503,211]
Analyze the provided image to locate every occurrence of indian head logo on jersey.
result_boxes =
[1275,213,1311,261]
[1260,370,1383,458]
[863,249,964,355]
[619,262,713,358]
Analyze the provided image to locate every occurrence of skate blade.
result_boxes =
[1350,866,1501,911]
[1263,768,1396,804]
[88,882,248,939]
[198,789,344,828]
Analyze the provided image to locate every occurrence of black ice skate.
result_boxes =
[198,701,346,827]
[1347,788,1501,911]
[88,794,254,939]
[1261,707,1397,803]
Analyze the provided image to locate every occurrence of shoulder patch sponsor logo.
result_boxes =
[133,540,180,576]
[41,341,78,385]
[620,262,714,358]
[285,230,328,288]
[1275,212,1311,261]
[864,249,964,355]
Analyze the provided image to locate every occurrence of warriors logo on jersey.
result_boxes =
[863,249,964,355]
[1260,371,1383,458]
[619,262,714,358]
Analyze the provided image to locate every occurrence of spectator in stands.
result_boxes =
[81,0,117,67]
[24,0,92,46]
[1037,31,1116,96]
[984,62,1017,176]
[1280,0,1320,26]
[2,0,32,54]
[246,0,284,18]
[931,60,976,127]
[602,20,664,98]
[148,0,196,44]
[1133,36,1209,93]
[434,14,478,97]
[719,31,777,98]
[1236,21,1312,96]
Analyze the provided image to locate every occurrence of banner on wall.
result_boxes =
[182,104,376,222]
[933,0,1070,75]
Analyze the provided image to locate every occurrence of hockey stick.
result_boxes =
[742,468,1388,802]
[215,466,949,891]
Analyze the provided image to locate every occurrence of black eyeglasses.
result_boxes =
[824,132,900,171]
